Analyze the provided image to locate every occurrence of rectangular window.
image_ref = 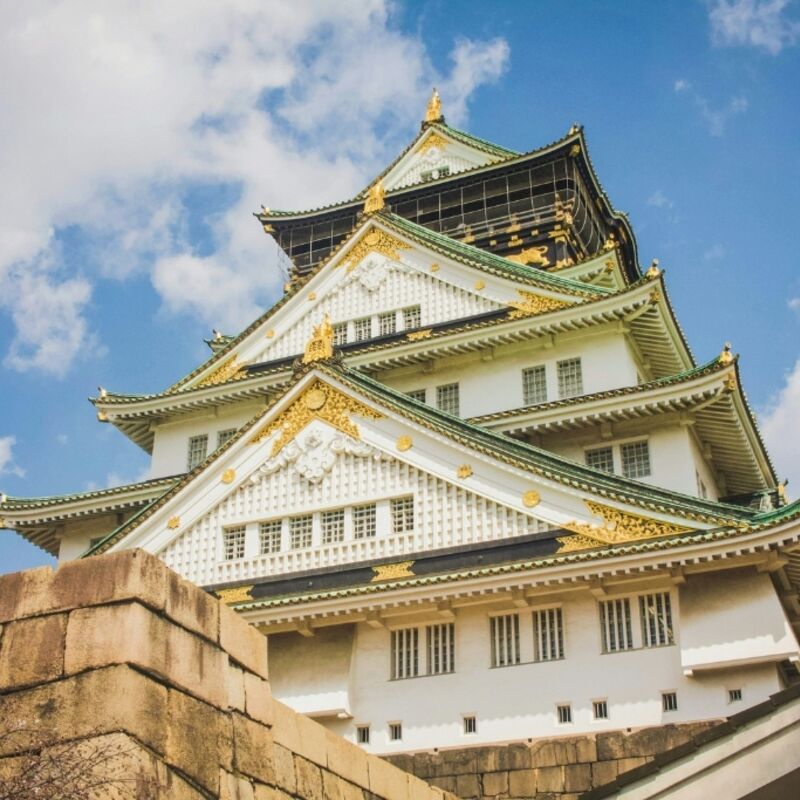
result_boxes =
[217,428,237,448]
[593,700,609,720]
[378,311,397,336]
[533,607,564,662]
[402,305,421,329]
[557,704,572,724]
[427,623,455,675]
[621,440,651,478]
[352,503,377,539]
[353,317,371,342]
[639,592,674,647]
[187,434,209,470]
[522,365,547,405]
[391,628,419,680]
[490,613,520,667]
[223,526,246,561]
[406,388,426,403]
[557,358,583,399]
[463,716,477,735]
[390,496,414,534]
[333,322,348,346]
[321,508,345,544]
[259,521,282,554]
[289,515,313,550]
[662,692,678,712]
[586,446,614,474]
[388,722,403,741]
[436,383,460,416]
[599,598,634,653]
[728,688,742,703]
[356,725,370,745]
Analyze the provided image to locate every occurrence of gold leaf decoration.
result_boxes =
[417,130,449,153]
[339,226,409,273]
[363,179,385,214]
[197,356,248,387]
[474,280,486,291]
[265,329,275,339]
[221,469,236,484]
[216,585,254,605]
[302,315,334,364]
[167,516,181,530]
[457,464,473,479]
[249,379,382,456]
[406,329,433,341]
[507,290,571,319]
[506,245,551,267]
[430,263,440,273]
[396,435,413,452]
[371,561,415,582]
[522,490,541,508]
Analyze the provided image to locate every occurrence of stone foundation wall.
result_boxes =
[0,550,457,800]
[384,722,719,800]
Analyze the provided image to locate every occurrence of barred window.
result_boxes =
[586,446,614,474]
[522,365,547,405]
[402,305,421,329]
[391,628,419,679]
[259,521,282,554]
[406,388,426,403]
[593,700,609,720]
[391,496,414,534]
[223,526,246,560]
[354,317,371,341]
[356,725,370,745]
[728,688,742,703]
[557,358,583,399]
[463,715,477,735]
[289,515,313,549]
[379,311,397,336]
[599,598,634,652]
[427,623,455,675]
[217,428,237,448]
[490,613,520,667]
[436,383,460,416]
[557,704,572,724]
[353,503,376,539]
[333,322,348,346]
[321,508,345,544]
[533,607,565,662]
[639,592,673,647]
[662,692,678,712]
[621,440,651,478]
[389,722,403,741]
[187,434,208,470]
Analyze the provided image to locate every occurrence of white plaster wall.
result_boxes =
[268,581,784,753]
[383,328,638,419]
[58,513,124,562]
[688,434,720,501]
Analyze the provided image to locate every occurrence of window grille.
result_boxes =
[599,598,634,652]
[621,440,651,478]
[217,428,237,448]
[223,526,246,560]
[352,504,376,539]
[728,688,742,703]
[557,358,583,399]
[321,509,345,544]
[463,716,477,735]
[391,628,419,679]
[436,383,460,416]
[333,322,348,346]
[353,317,371,342]
[187,434,209,470]
[356,725,370,744]
[259,521,282,554]
[379,312,397,336]
[586,446,614,474]
[557,704,572,724]
[402,305,421,329]
[289,515,313,549]
[533,607,564,662]
[662,692,678,712]
[593,700,609,720]
[388,722,403,741]
[390,496,414,534]
[639,592,673,647]
[426,623,455,675]
[405,388,426,403]
[490,613,520,667]
[522,365,547,405]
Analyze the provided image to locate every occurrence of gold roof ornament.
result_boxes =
[719,342,734,365]
[646,258,661,279]
[363,180,386,214]
[424,87,443,123]
[302,314,335,364]
[568,122,580,135]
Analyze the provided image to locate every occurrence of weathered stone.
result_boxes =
[0,565,54,623]
[617,756,649,773]
[244,671,273,725]
[440,747,477,775]
[455,772,480,797]
[325,727,370,789]
[531,739,577,768]
[368,755,409,800]
[409,771,443,798]
[482,770,508,796]
[564,763,592,792]
[322,769,347,800]
[233,713,275,785]
[591,759,619,786]
[295,755,323,800]
[576,736,598,763]
[272,742,297,793]
[228,665,246,711]
[495,743,531,771]
[166,571,219,642]
[255,785,293,800]
[0,613,67,690]
[65,601,228,708]
[293,709,329,767]
[220,602,268,678]
[596,730,627,761]
[508,768,537,797]
[428,775,457,793]
[220,770,255,800]
[412,751,438,778]
[535,765,564,793]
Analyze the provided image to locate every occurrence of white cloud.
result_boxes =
[675,81,749,136]
[789,297,800,312]
[703,243,727,260]
[0,2,510,372]
[56,434,69,446]
[647,190,674,209]
[710,0,800,54]
[0,436,25,479]
[674,79,691,92]
[761,358,800,491]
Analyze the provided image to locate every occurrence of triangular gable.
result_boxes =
[101,367,727,583]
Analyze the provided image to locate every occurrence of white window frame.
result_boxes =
[390,496,414,534]
[489,612,521,668]
[352,503,377,539]
[639,591,674,647]
[585,445,615,474]
[217,428,237,449]
[662,691,678,712]
[426,622,455,675]
[378,311,397,337]
[289,514,313,550]
[556,703,573,724]
[390,628,420,680]
[599,598,634,653]
[621,439,652,479]
[356,724,370,745]
[462,715,477,735]
[353,317,372,342]
[187,434,209,470]
[593,699,609,720]
[557,357,583,399]
[522,365,548,405]
[405,388,426,403]
[532,606,565,662]
[333,321,348,346]
[388,721,403,741]
[402,305,421,329]
[223,526,246,561]
[321,508,346,544]
[259,520,282,554]
[436,382,460,416]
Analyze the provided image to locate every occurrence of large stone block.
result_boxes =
[368,754,410,800]
[244,670,273,726]
[220,602,268,679]
[508,768,537,797]
[481,771,508,796]
[233,713,275,785]
[65,601,228,708]
[220,770,256,800]
[591,759,619,786]
[0,613,67,690]
[325,727,370,790]
[272,742,297,794]
[534,765,564,793]
[166,570,220,642]
[564,763,592,792]
[295,755,324,800]
[0,566,54,623]
[530,739,577,767]
[455,772,480,798]
[292,708,329,767]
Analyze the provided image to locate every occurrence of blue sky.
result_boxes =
[2,0,800,574]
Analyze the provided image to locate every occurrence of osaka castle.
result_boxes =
[3,91,800,755]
